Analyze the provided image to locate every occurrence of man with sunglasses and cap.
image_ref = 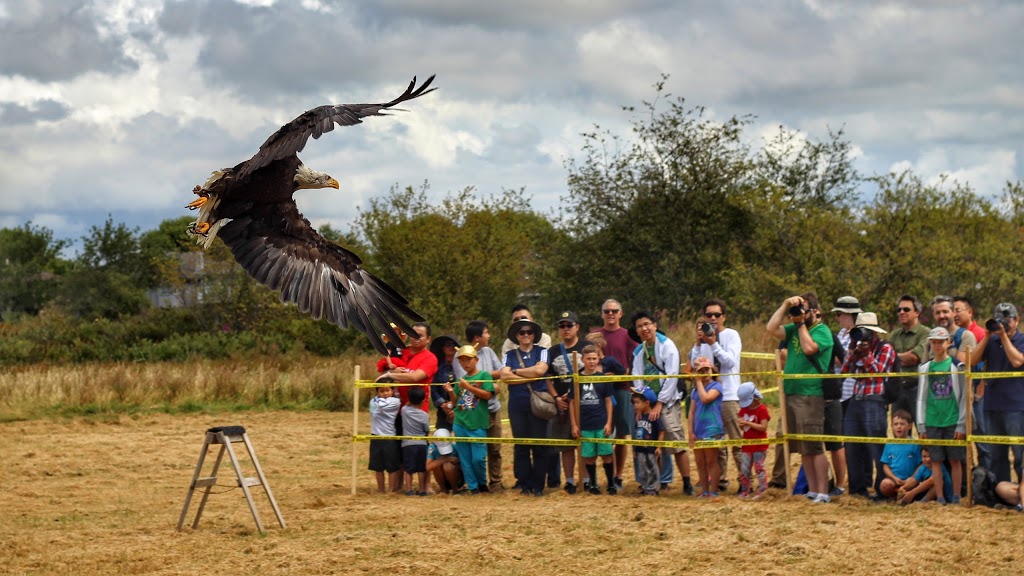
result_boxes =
[546,311,592,494]
[839,312,896,499]
[969,302,1024,483]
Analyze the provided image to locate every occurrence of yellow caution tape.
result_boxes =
[742,352,777,360]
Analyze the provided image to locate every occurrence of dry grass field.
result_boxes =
[2,408,1022,576]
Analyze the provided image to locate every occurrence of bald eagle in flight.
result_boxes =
[185,75,435,355]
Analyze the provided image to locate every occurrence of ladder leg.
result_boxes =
[177,434,213,530]
[224,434,265,533]
[192,441,227,529]
[242,434,286,529]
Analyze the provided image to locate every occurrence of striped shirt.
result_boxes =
[840,341,896,397]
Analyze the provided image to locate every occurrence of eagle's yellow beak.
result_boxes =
[327,178,340,189]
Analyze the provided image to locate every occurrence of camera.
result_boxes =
[986,318,1007,333]
[699,322,715,338]
[849,327,866,345]
[788,305,806,317]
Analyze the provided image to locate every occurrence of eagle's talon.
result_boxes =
[186,196,209,210]
[186,222,211,236]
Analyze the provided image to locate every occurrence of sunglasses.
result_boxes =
[558,323,576,329]
[602,309,620,314]
[704,312,723,318]
[517,330,535,336]
[897,307,913,313]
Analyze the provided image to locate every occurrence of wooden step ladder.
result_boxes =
[177,426,285,533]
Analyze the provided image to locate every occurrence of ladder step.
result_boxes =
[193,477,262,488]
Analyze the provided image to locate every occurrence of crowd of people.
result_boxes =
[366,293,1024,508]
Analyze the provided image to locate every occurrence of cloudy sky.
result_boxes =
[1,0,1021,249]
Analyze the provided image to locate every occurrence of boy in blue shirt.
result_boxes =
[898,447,953,504]
[878,409,921,499]
[631,385,664,496]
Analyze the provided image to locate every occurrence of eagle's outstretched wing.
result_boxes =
[217,201,422,355]
[238,75,436,180]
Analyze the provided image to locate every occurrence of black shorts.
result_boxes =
[369,438,401,473]
[824,399,844,452]
[402,444,427,474]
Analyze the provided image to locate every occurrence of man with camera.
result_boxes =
[888,295,931,425]
[689,298,742,492]
[767,292,834,502]
[839,312,896,498]
[969,302,1024,483]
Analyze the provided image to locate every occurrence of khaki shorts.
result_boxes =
[660,402,686,454]
[786,394,825,456]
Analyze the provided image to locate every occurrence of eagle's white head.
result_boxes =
[294,164,340,190]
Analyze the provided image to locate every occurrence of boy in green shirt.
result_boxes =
[916,326,967,504]
[444,345,495,494]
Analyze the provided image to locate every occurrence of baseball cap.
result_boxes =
[928,326,951,340]
[432,428,454,455]
[737,381,763,409]
[692,355,714,372]
[630,384,658,404]
[557,311,579,324]
[995,302,1019,319]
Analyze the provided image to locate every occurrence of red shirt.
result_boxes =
[739,403,770,453]
[966,321,985,346]
[599,326,639,390]
[396,348,437,411]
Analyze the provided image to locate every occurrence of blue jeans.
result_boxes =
[452,424,487,491]
[984,410,1024,483]
[507,404,551,493]
[973,396,992,470]
[844,397,887,495]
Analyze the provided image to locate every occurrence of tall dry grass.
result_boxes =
[0,355,378,421]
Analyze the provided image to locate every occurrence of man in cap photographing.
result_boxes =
[970,302,1024,483]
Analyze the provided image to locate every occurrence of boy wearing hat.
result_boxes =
[426,428,463,494]
[444,345,495,494]
[631,385,664,495]
[916,326,967,504]
[737,382,770,498]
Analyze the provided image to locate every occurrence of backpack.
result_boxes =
[972,466,999,508]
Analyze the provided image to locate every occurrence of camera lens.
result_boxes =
[700,322,714,337]
[987,318,1003,332]
[849,327,864,344]
[788,305,805,316]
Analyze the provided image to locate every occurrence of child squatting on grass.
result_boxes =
[368,385,402,493]
[878,409,921,499]
[688,355,725,498]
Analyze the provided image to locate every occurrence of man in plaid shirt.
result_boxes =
[840,312,896,499]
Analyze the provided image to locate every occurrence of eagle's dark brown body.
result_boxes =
[187,76,436,355]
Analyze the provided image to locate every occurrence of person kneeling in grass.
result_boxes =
[570,345,616,494]
[444,345,495,494]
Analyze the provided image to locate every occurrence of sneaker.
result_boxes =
[738,490,750,499]
[936,497,947,505]
[404,490,415,496]
[697,491,711,499]
[613,477,624,491]
[469,488,480,495]
[607,484,618,496]
[829,487,846,497]
[416,491,427,497]
[478,485,490,494]
[582,479,592,491]
[519,488,531,497]
[564,482,577,495]
[951,495,961,505]
[813,493,831,503]
[1015,504,1023,513]
[589,485,602,495]
[753,487,767,498]
[768,481,787,490]
[805,491,820,500]
[707,491,720,498]
[661,482,670,491]
[683,483,694,496]
[533,489,544,497]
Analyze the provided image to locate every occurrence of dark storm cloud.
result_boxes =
[0,3,135,81]
[0,100,69,125]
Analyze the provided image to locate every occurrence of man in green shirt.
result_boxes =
[767,291,834,502]
[889,294,931,427]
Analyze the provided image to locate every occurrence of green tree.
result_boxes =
[0,223,70,318]
[60,216,150,319]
